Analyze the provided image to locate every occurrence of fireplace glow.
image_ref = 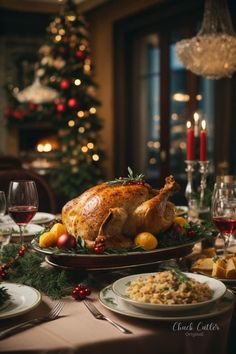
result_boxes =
[36,137,59,153]
[37,143,52,152]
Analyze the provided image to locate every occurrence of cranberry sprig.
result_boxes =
[0,245,27,280]
[71,283,91,300]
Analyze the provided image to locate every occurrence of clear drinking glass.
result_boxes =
[0,227,11,261]
[0,191,6,220]
[211,182,236,254]
[188,198,199,223]
[8,181,38,244]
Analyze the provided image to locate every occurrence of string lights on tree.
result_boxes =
[4,0,105,199]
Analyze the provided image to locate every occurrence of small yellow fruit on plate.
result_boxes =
[134,232,158,251]
[174,216,188,227]
[50,223,67,240]
[39,231,57,248]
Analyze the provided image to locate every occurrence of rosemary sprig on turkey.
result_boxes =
[107,167,145,186]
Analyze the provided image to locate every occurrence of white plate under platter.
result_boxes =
[99,285,234,321]
[31,212,55,225]
[112,272,226,312]
[0,282,42,319]
[10,224,44,238]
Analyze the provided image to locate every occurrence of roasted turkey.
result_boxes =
[62,175,179,249]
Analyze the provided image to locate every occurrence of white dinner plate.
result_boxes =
[112,272,226,312]
[99,285,234,321]
[10,224,44,238]
[0,282,41,319]
[31,212,55,225]
[175,206,188,216]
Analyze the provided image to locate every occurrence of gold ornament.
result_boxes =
[54,57,66,70]
[39,45,51,56]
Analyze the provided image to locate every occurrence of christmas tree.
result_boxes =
[4,0,105,200]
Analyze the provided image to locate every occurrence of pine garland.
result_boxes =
[1,245,88,299]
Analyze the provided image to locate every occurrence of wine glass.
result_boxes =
[8,181,38,244]
[211,182,236,254]
[0,191,6,221]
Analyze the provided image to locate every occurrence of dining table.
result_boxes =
[0,262,235,354]
[0,213,235,354]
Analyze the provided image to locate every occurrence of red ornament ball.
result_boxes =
[13,111,25,120]
[75,50,85,60]
[58,46,67,55]
[56,103,66,112]
[3,106,13,117]
[28,103,38,111]
[60,79,70,90]
[67,98,78,109]
[56,233,77,249]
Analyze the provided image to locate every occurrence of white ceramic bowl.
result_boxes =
[112,272,226,312]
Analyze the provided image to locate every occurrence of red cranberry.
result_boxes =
[18,249,26,257]
[78,289,87,299]
[84,288,91,296]
[71,289,79,300]
[0,270,7,279]
[94,246,105,254]
[187,230,196,237]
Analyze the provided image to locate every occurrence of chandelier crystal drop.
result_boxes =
[176,0,236,79]
[15,78,59,104]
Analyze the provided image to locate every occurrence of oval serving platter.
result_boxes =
[32,238,197,270]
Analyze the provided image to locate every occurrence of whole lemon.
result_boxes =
[39,231,57,248]
[134,232,158,251]
[50,223,67,241]
[174,217,188,227]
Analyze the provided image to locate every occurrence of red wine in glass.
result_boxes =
[213,217,236,236]
[8,206,37,226]
[8,181,38,244]
[212,182,236,253]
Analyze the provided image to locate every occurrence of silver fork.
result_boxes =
[0,300,64,340]
[83,299,132,334]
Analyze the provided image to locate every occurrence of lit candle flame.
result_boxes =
[193,112,199,122]
[186,121,191,129]
[201,120,206,130]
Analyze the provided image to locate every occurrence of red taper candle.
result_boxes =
[187,121,194,160]
[200,120,207,161]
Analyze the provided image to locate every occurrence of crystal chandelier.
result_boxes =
[176,0,236,79]
[15,78,59,104]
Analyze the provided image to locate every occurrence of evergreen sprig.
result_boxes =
[1,245,88,299]
[107,167,145,186]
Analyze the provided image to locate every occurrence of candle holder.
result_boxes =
[198,160,210,209]
[185,160,196,201]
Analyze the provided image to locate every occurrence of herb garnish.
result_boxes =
[0,286,10,307]
[107,167,145,186]
[164,267,189,283]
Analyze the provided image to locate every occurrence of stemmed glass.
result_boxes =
[8,181,38,244]
[0,191,6,221]
[211,182,236,254]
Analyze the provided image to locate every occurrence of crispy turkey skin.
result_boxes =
[62,176,179,249]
